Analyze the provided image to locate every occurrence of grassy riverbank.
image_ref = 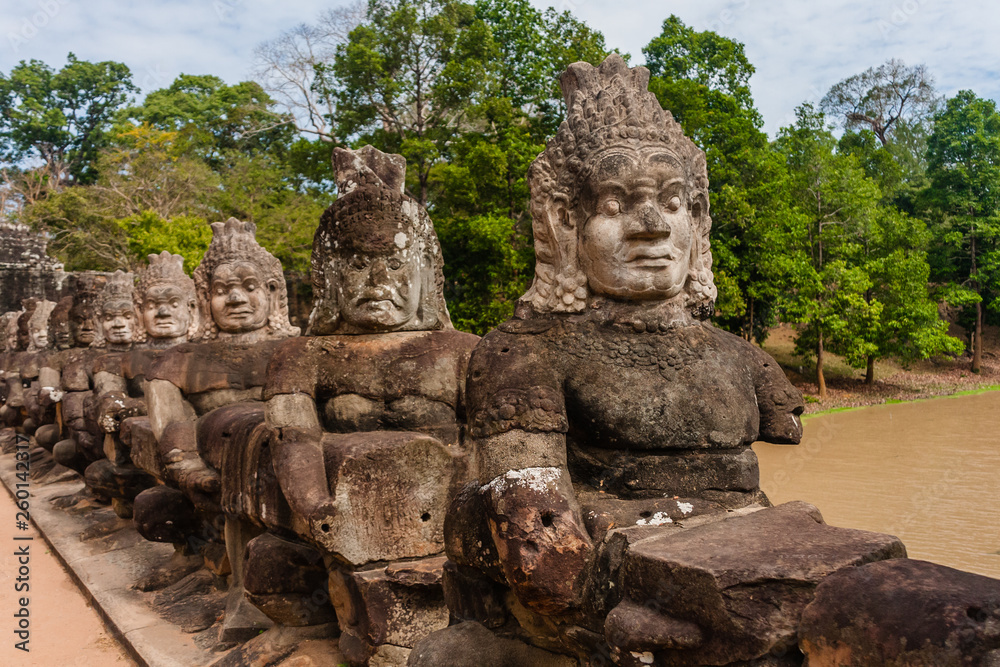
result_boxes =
[762,324,1000,415]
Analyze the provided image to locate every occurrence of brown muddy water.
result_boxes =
[754,390,1000,578]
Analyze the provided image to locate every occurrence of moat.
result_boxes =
[755,390,1000,578]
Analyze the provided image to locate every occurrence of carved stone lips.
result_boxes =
[625,245,674,267]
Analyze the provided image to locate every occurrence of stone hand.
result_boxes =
[97,392,144,433]
[307,500,340,549]
[167,455,221,494]
[483,467,592,615]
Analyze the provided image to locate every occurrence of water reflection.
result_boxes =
[754,391,1000,578]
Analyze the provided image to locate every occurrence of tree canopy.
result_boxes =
[0,8,992,391]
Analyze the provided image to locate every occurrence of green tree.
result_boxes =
[0,53,137,186]
[116,211,212,273]
[643,16,795,341]
[212,151,324,275]
[777,105,881,398]
[426,0,608,333]
[856,208,962,381]
[325,0,493,204]
[780,104,959,393]
[127,74,295,165]
[924,90,1000,373]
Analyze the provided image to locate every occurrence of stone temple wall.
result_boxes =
[0,222,70,312]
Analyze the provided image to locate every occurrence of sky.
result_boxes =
[1,0,999,137]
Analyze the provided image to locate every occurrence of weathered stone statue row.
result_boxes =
[1,55,998,667]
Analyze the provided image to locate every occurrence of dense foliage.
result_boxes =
[2,3,995,390]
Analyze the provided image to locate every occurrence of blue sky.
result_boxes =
[1,0,998,136]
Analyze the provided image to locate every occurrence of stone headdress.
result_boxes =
[523,54,717,318]
[307,145,452,335]
[26,300,57,351]
[92,270,136,348]
[47,296,74,350]
[193,218,299,340]
[134,251,198,344]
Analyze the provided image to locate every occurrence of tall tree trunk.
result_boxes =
[866,355,875,385]
[973,299,983,373]
[817,330,827,400]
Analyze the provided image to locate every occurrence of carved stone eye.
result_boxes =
[601,199,621,216]
[349,256,368,270]
[387,257,403,270]
[665,195,682,212]
[246,282,256,292]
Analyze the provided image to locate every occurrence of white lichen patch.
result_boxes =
[486,467,562,498]
[636,512,672,527]
[631,651,655,664]
[394,232,408,249]
[676,501,694,515]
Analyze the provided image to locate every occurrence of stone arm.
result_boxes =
[93,370,126,396]
[38,366,63,406]
[476,430,593,616]
[748,345,804,444]
[265,393,336,538]
[146,378,218,493]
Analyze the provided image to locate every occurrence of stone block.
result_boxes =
[243,532,336,627]
[312,431,461,566]
[604,501,905,666]
[407,621,576,667]
[122,416,162,479]
[328,556,449,661]
[799,558,1000,666]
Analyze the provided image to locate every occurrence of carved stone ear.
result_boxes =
[552,195,575,230]
[690,192,710,230]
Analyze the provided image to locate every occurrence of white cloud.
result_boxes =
[1,0,998,137]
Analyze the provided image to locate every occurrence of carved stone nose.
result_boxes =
[635,203,671,236]
[368,259,389,284]
[226,289,247,304]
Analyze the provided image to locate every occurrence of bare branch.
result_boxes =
[251,1,365,142]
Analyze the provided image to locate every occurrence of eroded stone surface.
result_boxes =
[604,501,906,665]
[329,556,449,663]
[442,54,820,665]
[408,621,576,667]
[799,558,1000,667]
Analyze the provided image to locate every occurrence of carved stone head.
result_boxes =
[1,312,20,353]
[193,218,299,342]
[27,300,56,351]
[48,297,74,350]
[523,54,716,319]
[93,271,137,350]
[68,273,107,348]
[308,145,452,335]
[16,300,38,352]
[135,252,198,347]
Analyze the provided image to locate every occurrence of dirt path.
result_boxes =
[0,477,134,667]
